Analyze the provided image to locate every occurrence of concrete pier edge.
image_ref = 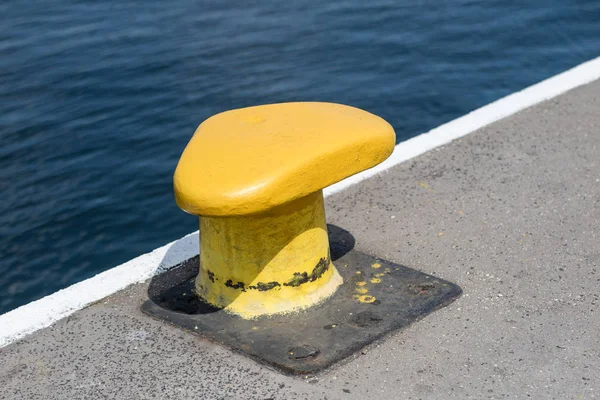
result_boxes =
[1,55,600,349]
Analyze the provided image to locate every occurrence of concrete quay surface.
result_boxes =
[1,80,599,399]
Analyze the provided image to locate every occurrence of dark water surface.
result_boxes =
[1,0,599,313]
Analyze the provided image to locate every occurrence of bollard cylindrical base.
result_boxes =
[196,190,343,318]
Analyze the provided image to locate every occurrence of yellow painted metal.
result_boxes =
[173,102,395,318]
[197,191,342,318]
[174,102,395,217]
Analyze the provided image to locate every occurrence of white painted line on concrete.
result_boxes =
[2,56,600,349]
[0,231,199,348]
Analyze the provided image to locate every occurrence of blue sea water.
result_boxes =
[1,0,599,314]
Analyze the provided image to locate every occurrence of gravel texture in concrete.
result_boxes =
[1,80,599,399]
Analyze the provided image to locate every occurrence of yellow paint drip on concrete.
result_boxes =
[418,181,434,191]
[357,295,377,304]
[355,287,369,295]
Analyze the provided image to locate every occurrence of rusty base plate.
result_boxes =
[141,247,461,375]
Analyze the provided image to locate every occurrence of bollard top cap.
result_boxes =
[174,102,395,216]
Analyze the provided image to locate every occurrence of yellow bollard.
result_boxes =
[174,102,395,318]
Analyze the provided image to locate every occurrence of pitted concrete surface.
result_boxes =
[2,80,599,399]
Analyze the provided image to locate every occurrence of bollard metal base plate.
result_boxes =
[141,242,461,375]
